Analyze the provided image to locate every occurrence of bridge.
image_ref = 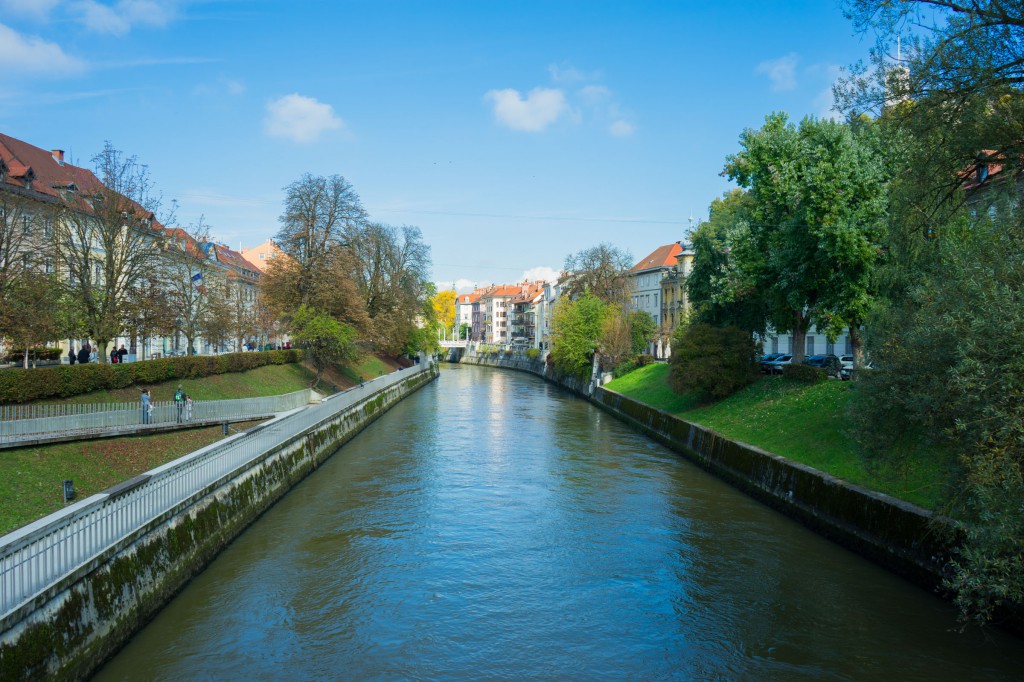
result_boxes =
[439,339,468,348]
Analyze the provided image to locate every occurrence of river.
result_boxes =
[94,364,1024,680]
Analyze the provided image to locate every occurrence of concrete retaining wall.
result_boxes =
[0,366,438,682]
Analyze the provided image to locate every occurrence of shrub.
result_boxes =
[525,348,540,360]
[0,349,303,404]
[782,363,827,382]
[635,354,654,367]
[4,347,63,363]
[668,323,759,400]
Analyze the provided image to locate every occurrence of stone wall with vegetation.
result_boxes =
[0,365,437,682]
[592,387,956,592]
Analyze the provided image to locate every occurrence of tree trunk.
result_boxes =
[789,311,808,364]
[97,338,109,363]
[849,325,865,380]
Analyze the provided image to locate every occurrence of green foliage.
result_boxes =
[0,350,302,403]
[668,323,759,400]
[550,293,607,380]
[782,363,827,383]
[290,305,357,382]
[525,348,540,360]
[628,310,657,354]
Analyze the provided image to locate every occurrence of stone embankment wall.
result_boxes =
[0,366,438,682]
[452,351,952,592]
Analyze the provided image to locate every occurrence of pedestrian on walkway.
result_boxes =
[140,388,152,424]
[77,344,90,365]
[68,347,76,365]
[174,384,185,422]
[117,345,128,363]
[184,394,193,421]
[110,347,119,363]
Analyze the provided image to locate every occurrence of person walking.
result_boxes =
[110,347,119,364]
[184,394,193,421]
[140,388,152,425]
[174,384,185,422]
[68,346,76,365]
[77,344,90,365]
[117,345,128,363]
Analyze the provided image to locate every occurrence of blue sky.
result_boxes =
[0,0,875,291]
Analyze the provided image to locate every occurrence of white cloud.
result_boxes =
[577,84,611,105]
[72,0,177,36]
[485,87,569,132]
[609,120,635,137]
[812,64,843,120]
[264,93,344,143]
[0,0,62,21]
[0,23,85,76]
[756,53,799,91]
[521,266,559,282]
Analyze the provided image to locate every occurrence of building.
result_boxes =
[659,243,695,356]
[480,284,523,345]
[627,241,685,358]
[508,282,545,347]
[456,291,482,339]
[536,279,562,352]
[240,239,287,273]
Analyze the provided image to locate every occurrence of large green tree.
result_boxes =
[723,114,887,364]
[549,293,608,380]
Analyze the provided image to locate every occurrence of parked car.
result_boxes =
[763,354,792,375]
[759,352,784,373]
[803,354,842,378]
[839,356,874,380]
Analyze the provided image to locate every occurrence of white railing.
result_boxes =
[0,359,433,619]
[0,390,315,442]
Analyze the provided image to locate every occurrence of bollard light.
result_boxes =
[222,422,229,436]
[62,480,74,503]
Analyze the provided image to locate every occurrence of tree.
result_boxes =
[599,306,632,370]
[276,173,367,306]
[549,293,607,380]
[669,324,760,401]
[432,289,457,335]
[0,191,56,315]
[161,226,221,355]
[54,142,168,362]
[723,114,887,364]
[122,272,175,360]
[347,222,431,354]
[628,310,657,354]
[0,273,71,368]
[686,189,767,333]
[561,243,633,305]
[290,305,357,385]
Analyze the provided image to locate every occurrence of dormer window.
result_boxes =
[977,164,989,184]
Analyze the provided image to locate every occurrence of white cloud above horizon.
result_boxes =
[756,53,799,91]
[72,0,178,36]
[264,93,344,143]
[0,22,85,76]
[485,87,569,132]
[0,0,62,22]
[609,120,635,137]
[521,266,559,282]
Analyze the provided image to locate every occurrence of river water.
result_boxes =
[94,365,1024,680]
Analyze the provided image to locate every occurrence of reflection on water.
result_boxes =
[95,365,1024,681]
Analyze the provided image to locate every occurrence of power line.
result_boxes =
[369,207,683,225]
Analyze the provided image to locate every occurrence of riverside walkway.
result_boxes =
[0,389,318,448]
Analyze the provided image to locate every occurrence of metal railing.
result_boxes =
[0,359,433,618]
[0,390,315,441]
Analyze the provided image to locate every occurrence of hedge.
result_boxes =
[4,347,63,363]
[0,350,304,404]
[782,363,827,383]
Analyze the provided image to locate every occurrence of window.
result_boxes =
[259,253,265,260]
[771,337,779,354]
[44,258,54,274]
[42,219,52,239]
[826,339,834,355]
[845,336,853,355]
[806,335,815,356]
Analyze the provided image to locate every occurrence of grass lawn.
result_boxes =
[0,421,263,535]
[0,352,406,536]
[605,363,951,510]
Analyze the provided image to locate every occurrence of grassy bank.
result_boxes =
[605,363,952,510]
[0,421,263,535]
[2,352,404,535]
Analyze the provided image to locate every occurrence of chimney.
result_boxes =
[52,149,65,165]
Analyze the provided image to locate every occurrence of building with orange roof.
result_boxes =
[627,241,686,358]
[509,282,546,348]
[480,283,528,345]
[456,290,482,339]
[241,239,289,273]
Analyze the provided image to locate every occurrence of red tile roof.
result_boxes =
[630,242,683,273]
[0,132,163,230]
[213,243,261,278]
